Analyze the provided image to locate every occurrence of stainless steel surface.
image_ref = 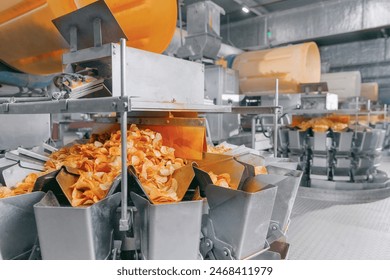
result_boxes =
[286,108,386,115]
[52,0,127,51]
[205,183,277,259]
[231,106,282,115]
[205,66,240,143]
[0,97,231,115]
[177,1,225,60]
[3,164,36,187]
[0,114,50,149]
[165,28,243,57]
[131,192,203,260]
[261,94,301,111]
[130,101,231,113]
[265,166,302,236]
[34,191,121,260]
[17,148,49,162]
[300,93,338,110]
[0,192,45,260]
[119,38,129,232]
[64,43,204,105]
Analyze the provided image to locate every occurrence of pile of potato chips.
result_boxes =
[1,125,187,206]
[207,144,232,154]
[208,171,231,188]
[297,117,348,132]
[0,172,42,199]
[46,124,187,206]
[255,166,268,175]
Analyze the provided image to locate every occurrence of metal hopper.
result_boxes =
[34,191,121,260]
[0,192,45,260]
[243,166,302,242]
[200,183,277,260]
[130,192,203,260]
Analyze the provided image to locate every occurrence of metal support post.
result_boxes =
[93,18,103,47]
[119,38,129,232]
[251,116,256,149]
[367,99,371,125]
[273,79,279,157]
[70,26,78,52]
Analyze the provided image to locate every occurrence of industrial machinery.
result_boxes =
[0,1,301,261]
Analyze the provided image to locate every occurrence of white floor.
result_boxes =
[287,156,390,259]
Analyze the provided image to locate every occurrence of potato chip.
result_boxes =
[208,171,232,188]
[207,144,232,154]
[255,166,268,175]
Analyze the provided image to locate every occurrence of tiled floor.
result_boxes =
[287,157,390,259]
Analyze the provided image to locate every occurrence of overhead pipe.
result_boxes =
[0,71,54,89]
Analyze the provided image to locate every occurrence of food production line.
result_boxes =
[2,0,390,262]
[0,0,302,260]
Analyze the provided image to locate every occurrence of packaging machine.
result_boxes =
[0,0,301,261]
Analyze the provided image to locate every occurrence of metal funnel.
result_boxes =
[243,165,302,241]
[130,192,202,260]
[34,191,121,259]
[205,184,277,259]
[0,192,45,260]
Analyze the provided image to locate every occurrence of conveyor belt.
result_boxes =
[288,186,390,259]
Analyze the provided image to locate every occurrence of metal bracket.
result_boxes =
[117,96,130,112]
[200,215,235,260]
[267,221,285,244]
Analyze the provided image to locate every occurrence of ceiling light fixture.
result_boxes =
[242,6,250,13]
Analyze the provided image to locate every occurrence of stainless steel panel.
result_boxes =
[130,192,203,260]
[311,133,332,153]
[334,132,353,154]
[0,114,50,149]
[301,93,338,110]
[34,191,121,260]
[3,164,36,187]
[112,46,204,104]
[288,130,306,152]
[64,43,204,105]
[205,66,240,142]
[0,192,45,260]
[205,184,277,259]
[245,166,302,237]
[261,94,301,111]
